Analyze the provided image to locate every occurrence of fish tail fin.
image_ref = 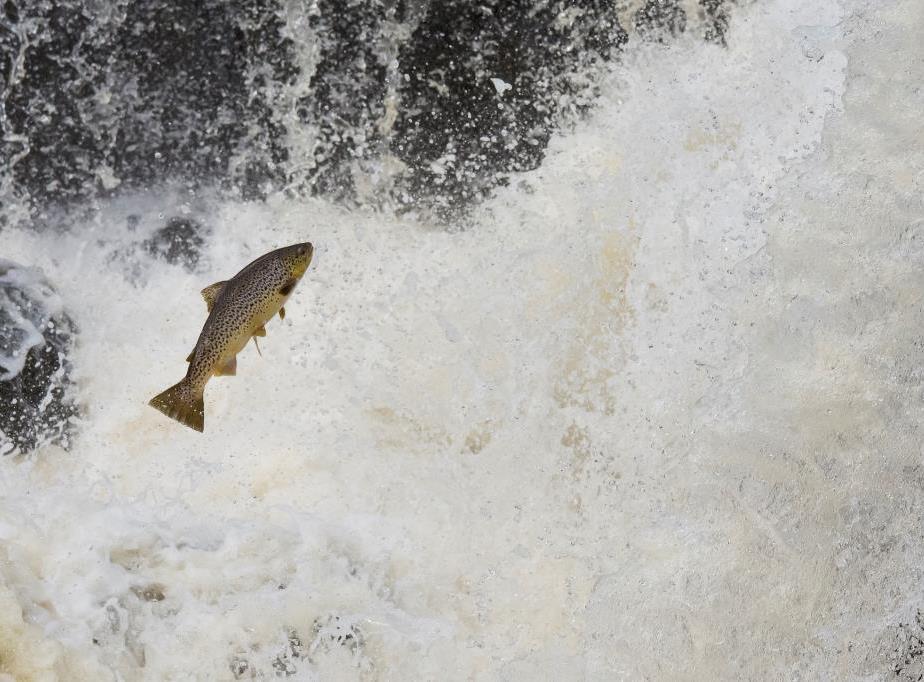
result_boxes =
[148,379,204,432]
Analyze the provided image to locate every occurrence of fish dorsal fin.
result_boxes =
[186,350,195,363]
[200,280,228,312]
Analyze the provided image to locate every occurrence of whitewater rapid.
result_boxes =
[2,0,923,678]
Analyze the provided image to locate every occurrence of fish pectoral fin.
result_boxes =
[279,306,286,320]
[200,280,228,313]
[279,278,296,296]
[252,336,263,357]
[215,356,237,376]
[253,325,267,337]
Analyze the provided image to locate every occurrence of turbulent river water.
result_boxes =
[1,0,923,679]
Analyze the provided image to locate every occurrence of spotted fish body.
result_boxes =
[149,242,313,432]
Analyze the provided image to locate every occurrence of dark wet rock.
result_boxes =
[295,0,629,220]
[1,0,737,224]
[887,610,924,680]
[309,614,364,657]
[0,0,295,215]
[106,214,210,284]
[229,656,250,680]
[635,0,687,42]
[236,619,366,677]
[290,0,400,206]
[391,0,627,221]
[700,0,731,45]
[0,259,78,455]
[142,217,208,271]
[270,627,305,676]
[271,655,297,676]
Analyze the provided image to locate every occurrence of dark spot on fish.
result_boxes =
[280,278,296,296]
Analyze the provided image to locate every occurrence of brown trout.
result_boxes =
[149,242,314,432]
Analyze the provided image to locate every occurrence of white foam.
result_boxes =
[3,0,921,677]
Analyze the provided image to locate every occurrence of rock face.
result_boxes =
[142,217,209,271]
[0,260,77,455]
[390,0,628,220]
[106,215,210,286]
[0,0,295,213]
[0,0,732,223]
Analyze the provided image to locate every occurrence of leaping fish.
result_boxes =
[149,242,314,432]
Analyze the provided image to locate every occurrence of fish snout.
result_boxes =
[292,242,314,275]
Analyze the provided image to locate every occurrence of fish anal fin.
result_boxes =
[200,280,228,312]
[279,306,286,320]
[215,356,237,377]
[251,326,267,357]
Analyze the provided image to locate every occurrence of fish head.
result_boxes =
[280,242,314,278]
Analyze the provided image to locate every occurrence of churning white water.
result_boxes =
[2,0,923,678]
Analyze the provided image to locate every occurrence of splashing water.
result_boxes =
[1,0,923,679]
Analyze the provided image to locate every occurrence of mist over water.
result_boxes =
[2,0,924,679]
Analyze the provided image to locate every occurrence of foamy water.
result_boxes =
[2,0,923,678]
